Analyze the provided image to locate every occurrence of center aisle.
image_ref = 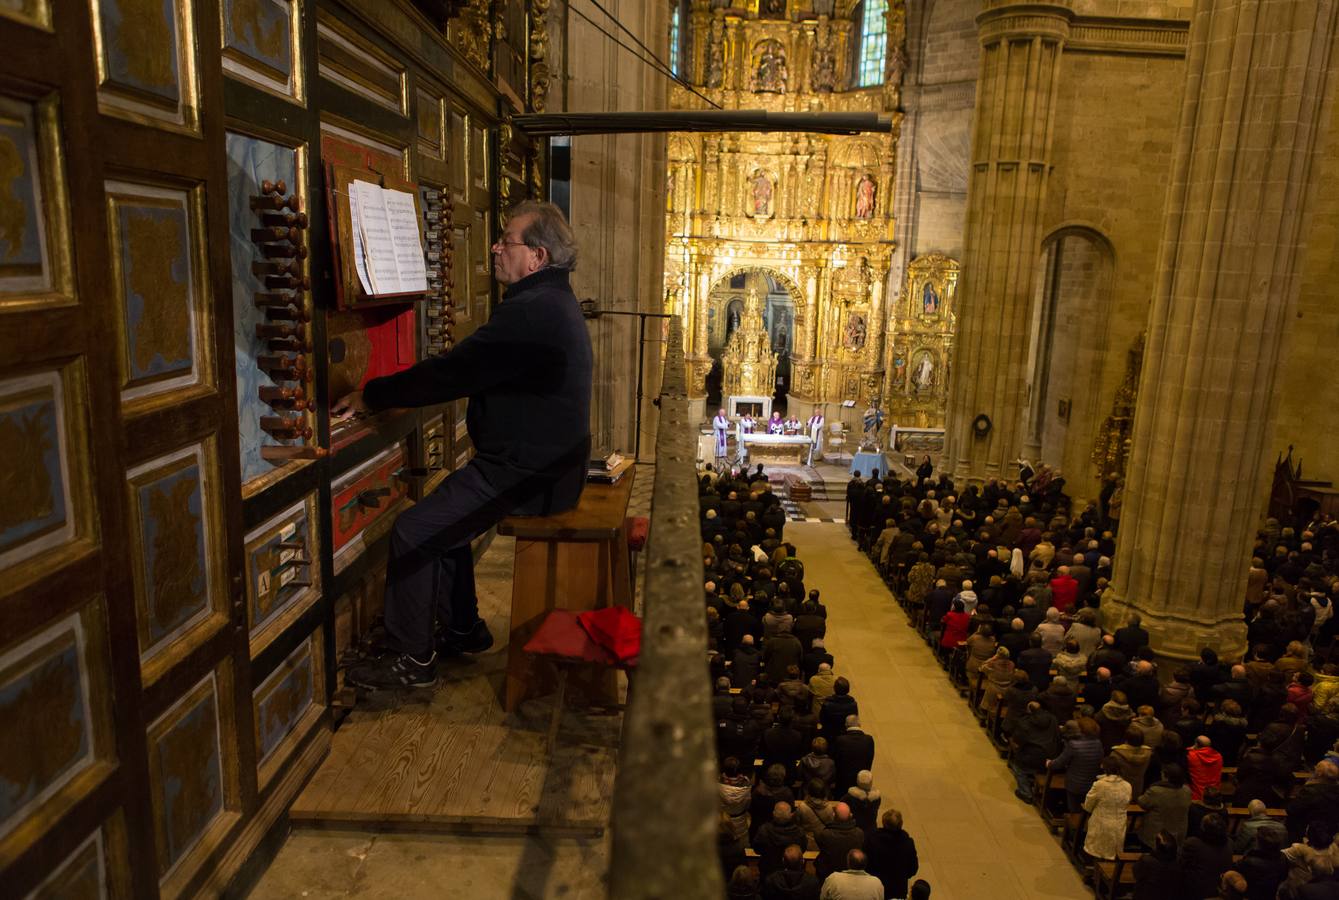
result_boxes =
[785,522,1087,900]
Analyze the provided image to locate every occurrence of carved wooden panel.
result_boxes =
[105,180,214,414]
[315,14,405,115]
[146,667,238,895]
[251,631,322,788]
[243,493,320,657]
[125,441,228,683]
[23,829,103,899]
[415,86,444,160]
[90,0,200,132]
[0,365,96,593]
[0,92,74,312]
[0,0,50,30]
[22,815,129,900]
[0,600,114,868]
[220,0,303,103]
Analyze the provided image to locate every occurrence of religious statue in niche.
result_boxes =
[811,20,837,92]
[811,45,837,92]
[774,323,788,352]
[750,171,773,217]
[753,41,788,93]
[843,311,867,351]
[855,174,877,218]
[921,280,939,315]
[705,18,724,87]
[912,350,935,391]
[892,352,907,388]
[760,0,786,18]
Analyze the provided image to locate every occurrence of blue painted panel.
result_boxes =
[137,461,208,643]
[156,688,223,869]
[255,648,312,761]
[97,0,183,104]
[118,200,193,380]
[0,106,45,273]
[225,133,298,484]
[0,392,66,556]
[0,639,90,826]
[222,0,292,78]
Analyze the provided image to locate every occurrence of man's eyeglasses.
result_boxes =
[493,239,529,250]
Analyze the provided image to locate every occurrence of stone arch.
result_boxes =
[704,265,805,408]
[1024,224,1116,490]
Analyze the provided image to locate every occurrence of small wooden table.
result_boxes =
[496,462,636,712]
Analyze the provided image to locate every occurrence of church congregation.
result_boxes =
[831,461,1339,900]
[701,464,927,900]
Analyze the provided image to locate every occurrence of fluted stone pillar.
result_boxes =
[1107,0,1339,659]
[943,0,1072,483]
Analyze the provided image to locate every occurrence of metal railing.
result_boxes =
[608,317,722,899]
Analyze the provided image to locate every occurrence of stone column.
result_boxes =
[942,0,1072,482]
[1107,0,1339,659]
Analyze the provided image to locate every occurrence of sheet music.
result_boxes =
[348,184,374,294]
[384,190,428,292]
[348,179,427,295]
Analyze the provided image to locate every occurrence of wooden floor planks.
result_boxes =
[290,536,618,836]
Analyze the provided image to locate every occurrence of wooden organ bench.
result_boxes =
[497,463,637,711]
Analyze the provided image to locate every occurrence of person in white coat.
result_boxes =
[1082,757,1132,860]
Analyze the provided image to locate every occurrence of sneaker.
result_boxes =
[346,651,438,691]
[438,618,494,655]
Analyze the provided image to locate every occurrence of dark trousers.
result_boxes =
[383,462,515,657]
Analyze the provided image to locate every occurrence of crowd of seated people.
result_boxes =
[846,461,1339,899]
[699,463,932,900]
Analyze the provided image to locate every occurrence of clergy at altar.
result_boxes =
[768,411,785,434]
[741,413,757,433]
[713,408,730,463]
[784,414,802,435]
[807,409,825,466]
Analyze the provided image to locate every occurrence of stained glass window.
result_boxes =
[669,4,681,76]
[857,0,888,88]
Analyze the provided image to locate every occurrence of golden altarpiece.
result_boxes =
[664,0,910,427]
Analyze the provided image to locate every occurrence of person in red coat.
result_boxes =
[940,599,971,650]
[1187,734,1224,801]
[1049,566,1080,614]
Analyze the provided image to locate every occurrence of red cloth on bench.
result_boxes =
[579,606,641,666]
[523,609,613,663]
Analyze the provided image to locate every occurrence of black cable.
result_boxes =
[565,1,723,110]
[585,0,690,92]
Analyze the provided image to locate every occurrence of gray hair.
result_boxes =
[510,200,578,270]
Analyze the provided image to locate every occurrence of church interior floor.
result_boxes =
[248,468,663,899]
[788,521,1088,900]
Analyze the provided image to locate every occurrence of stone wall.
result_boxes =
[561,0,669,458]
[892,0,978,282]
[1037,46,1185,500]
[1269,87,1339,495]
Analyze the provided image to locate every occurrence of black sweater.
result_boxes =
[363,267,593,514]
